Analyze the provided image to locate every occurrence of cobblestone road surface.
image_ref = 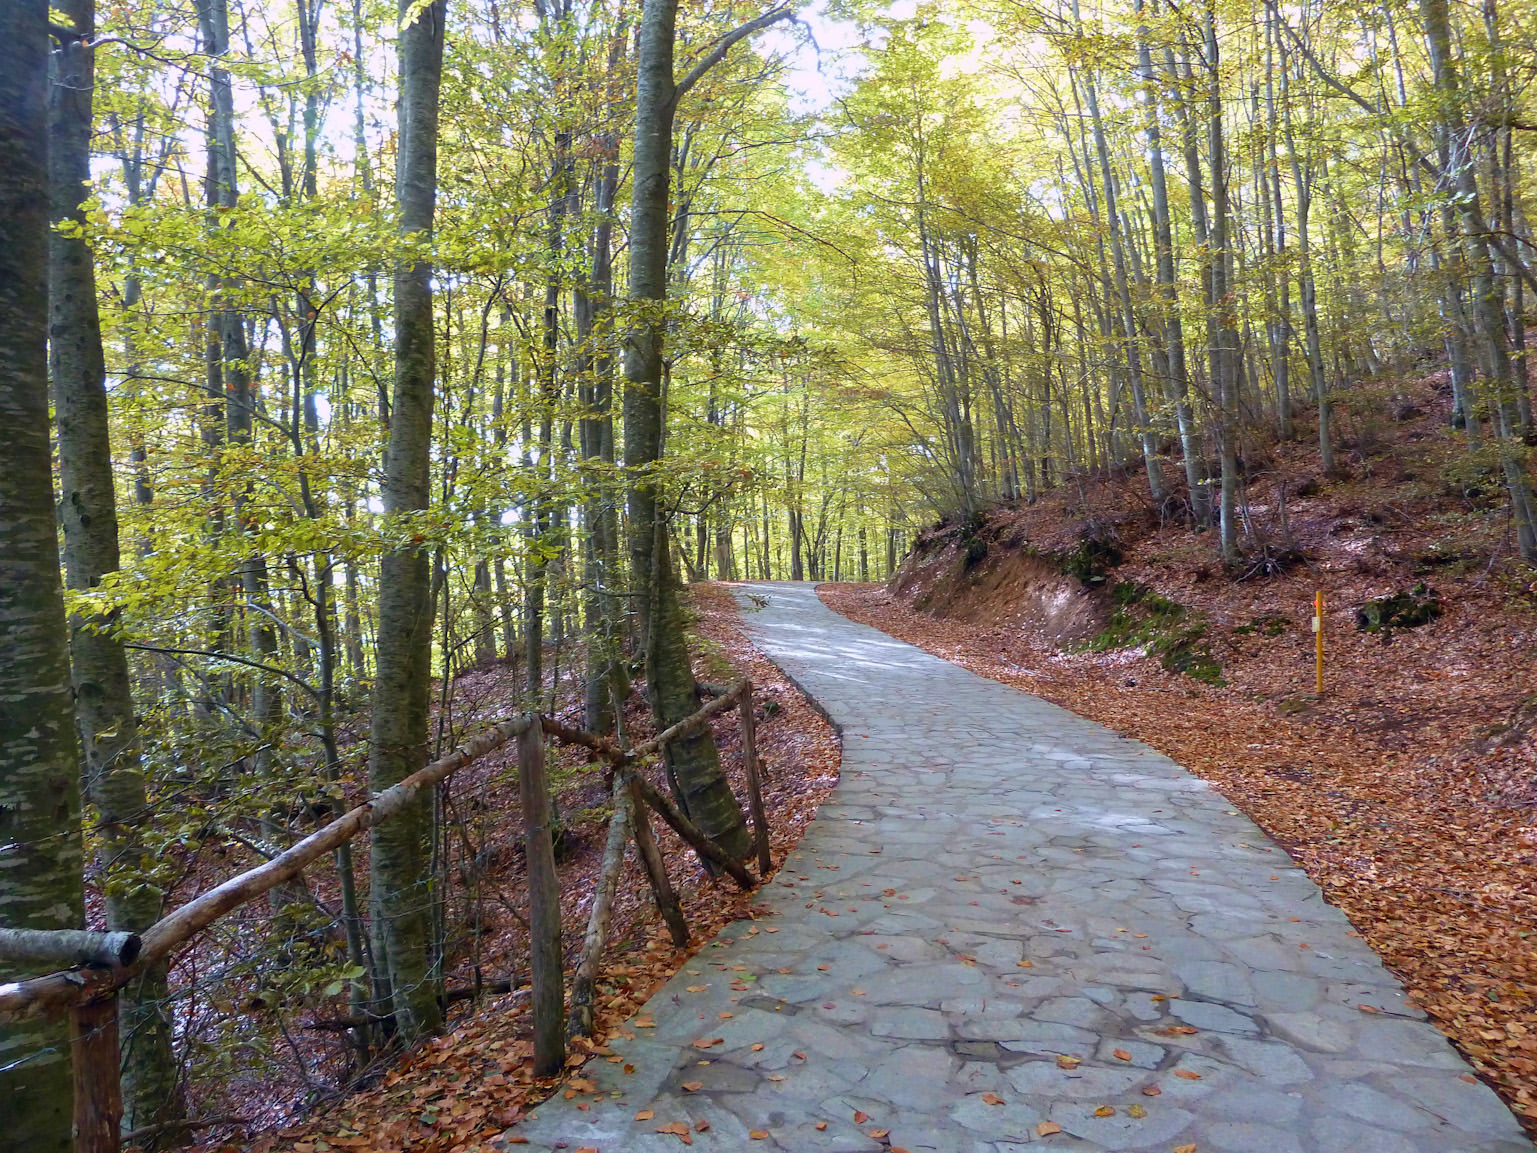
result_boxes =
[502,582,1532,1152]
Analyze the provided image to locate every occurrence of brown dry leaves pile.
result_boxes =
[821,457,1537,1135]
[218,586,839,1153]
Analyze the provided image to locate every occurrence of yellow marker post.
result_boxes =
[1313,589,1325,695]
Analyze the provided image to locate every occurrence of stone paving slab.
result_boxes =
[501,582,1532,1152]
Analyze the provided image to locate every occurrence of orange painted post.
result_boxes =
[1313,589,1325,695]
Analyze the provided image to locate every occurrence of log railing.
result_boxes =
[0,678,775,1153]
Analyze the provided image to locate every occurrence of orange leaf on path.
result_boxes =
[1036,1121,1062,1136]
[1113,1049,1132,1061]
[981,1093,1005,1105]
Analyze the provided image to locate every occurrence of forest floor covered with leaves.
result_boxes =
[192,586,839,1153]
[820,378,1537,1135]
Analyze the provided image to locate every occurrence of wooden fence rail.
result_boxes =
[0,679,774,1153]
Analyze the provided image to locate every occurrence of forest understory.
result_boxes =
[167,586,839,1153]
[819,365,1537,1134]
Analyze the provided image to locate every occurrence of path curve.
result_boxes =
[505,582,1531,1152]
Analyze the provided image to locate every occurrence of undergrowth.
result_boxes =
[1083,581,1224,685]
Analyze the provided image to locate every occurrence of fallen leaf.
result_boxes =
[868,1129,890,1139]
[686,985,708,993]
[854,1110,869,1123]
[1173,1069,1202,1080]
[694,1120,710,1132]
[1127,1103,1146,1118]
[718,1012,734,1019]
[1141,1085,1162,1096]
[750,1043,765,1052]
[1113,1049,1132,1061]
[1036,1121,1062,1136]
[681,1081,703,1092]
[634,1109,655,1121]
[691,1038,724,1049]
[1056,1055,1081,1069]
[1357,1004,1381,1014]
[1094,1105,1115,1117]
[981,1093,1005,1105]
[749,1130,769,1140]
[1175,1146,1197,1153]
[814,1121,827,1131]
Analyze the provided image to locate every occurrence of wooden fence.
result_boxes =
[0,680,773,1153]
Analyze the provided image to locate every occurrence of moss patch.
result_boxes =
[1082,582,1224,685]
[1355,583,1442,634]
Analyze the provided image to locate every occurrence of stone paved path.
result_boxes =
[505,582,1532,1152]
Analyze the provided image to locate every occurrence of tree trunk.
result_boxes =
[1206,2,1242,563]
[0,5,86,1146]
[1421,0,1537,556]
[48,0,183,1135]
[622,0,768,861]
[368,0,448,1042]
[1079,35,1164,511]
[1137,2,1203,519]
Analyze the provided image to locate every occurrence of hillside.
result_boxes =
[822,367,1537,1133]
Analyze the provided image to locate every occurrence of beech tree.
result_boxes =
[368,0,449,1042]
[0,2,87,1148]
[48,0,182,1134]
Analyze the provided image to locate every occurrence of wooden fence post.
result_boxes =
[71,993,121,1153]
[739,685,772,876]
[567,777,633,1040]
[626,771,689,947]
[517,717,564,1077]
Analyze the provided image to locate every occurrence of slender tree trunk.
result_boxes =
[1080,40,1164,510]
[1277,27,1335,473]
[1422,0,1537,555]
[0,6,86,1145]
[1206,3,1242,562]
[1139,0,1204,520]
[368,0,449,1041]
